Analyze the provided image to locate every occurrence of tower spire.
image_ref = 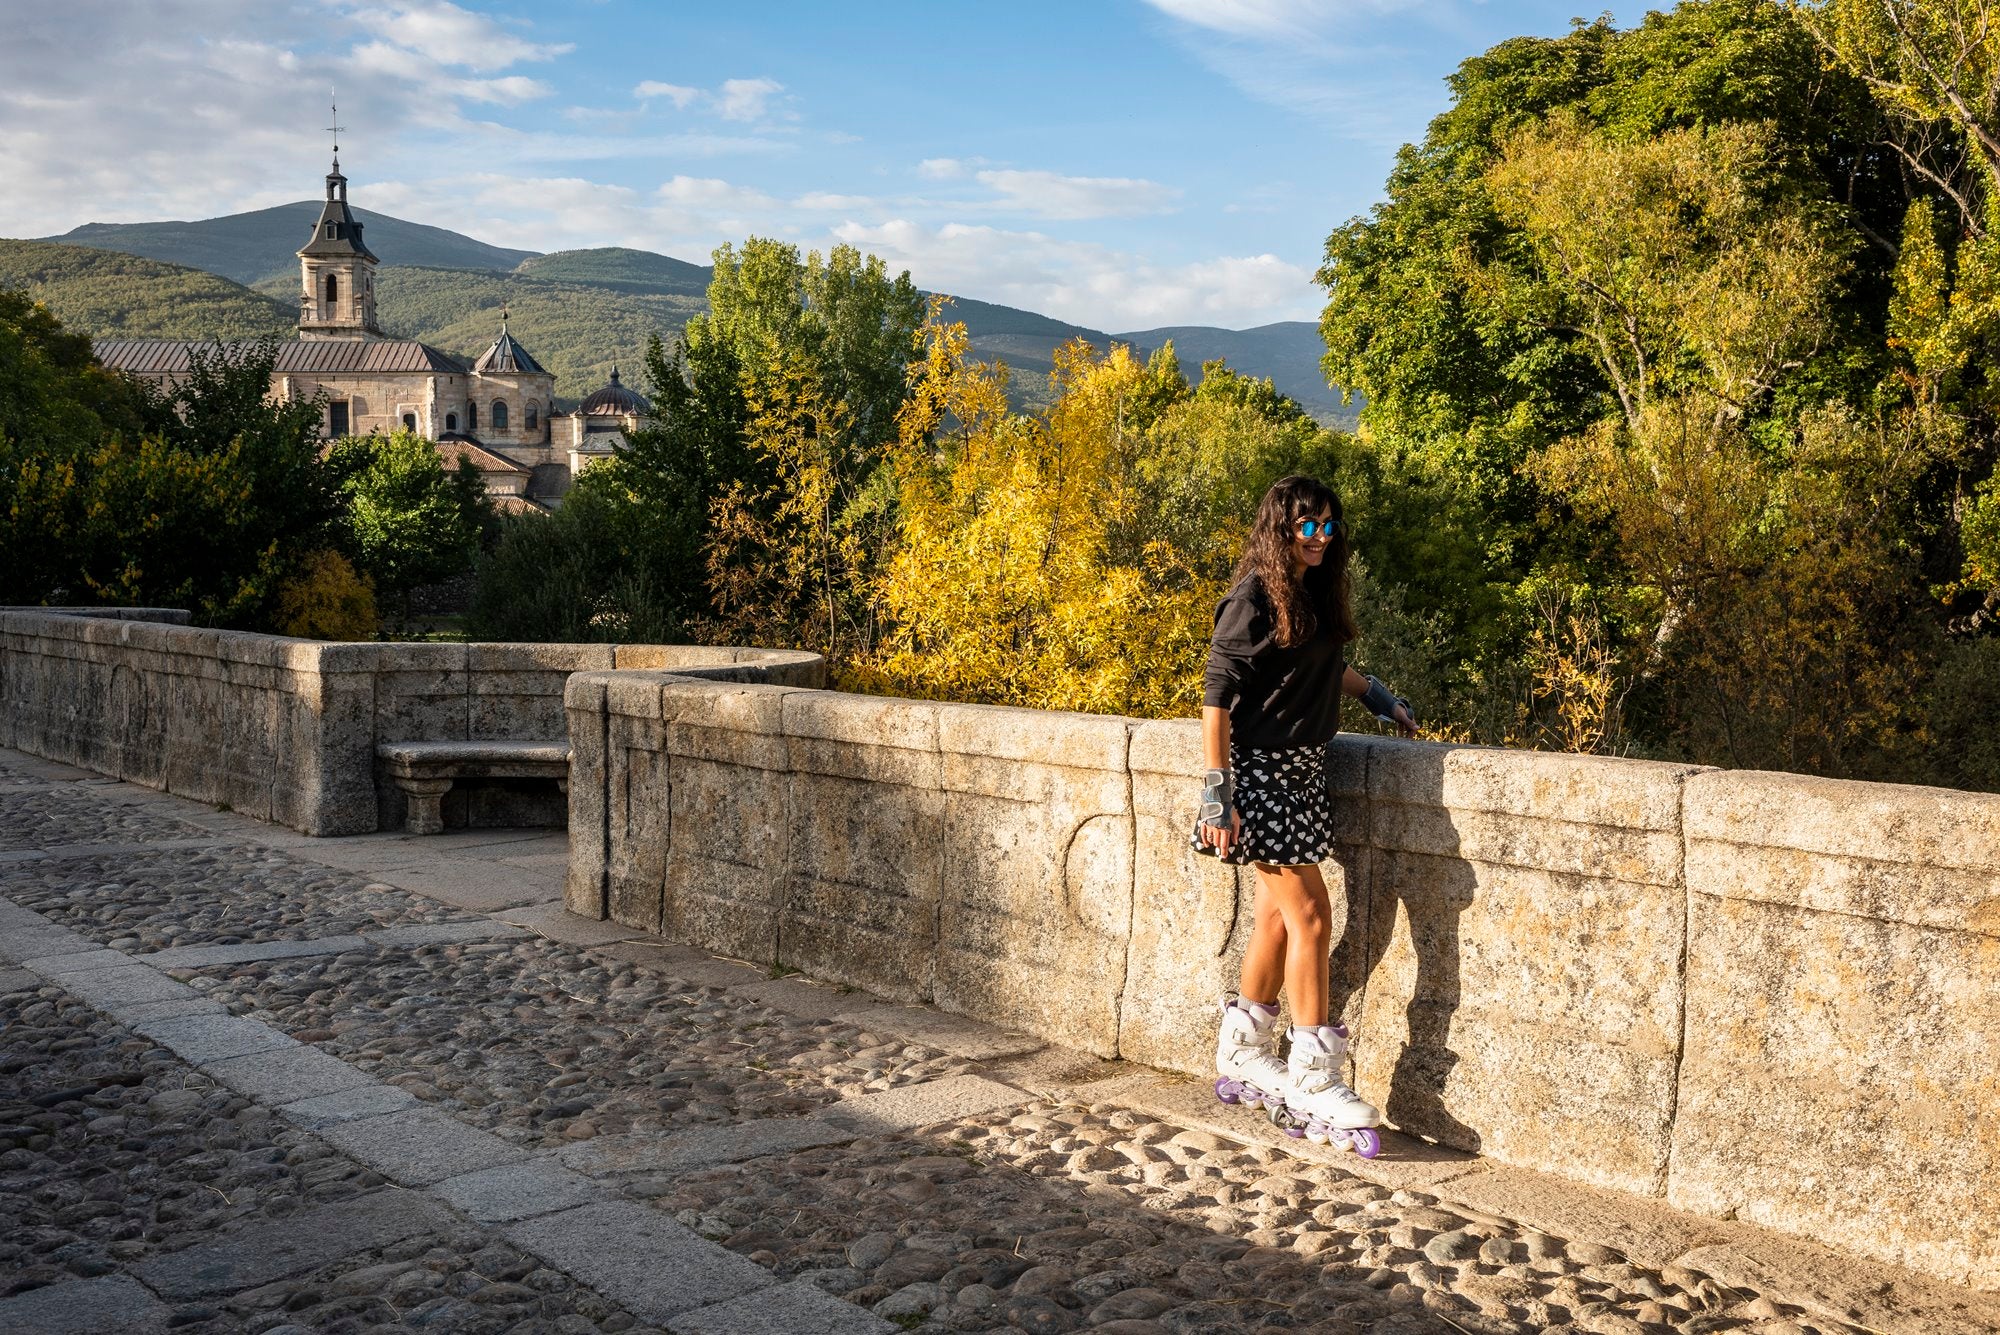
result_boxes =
[326,88,343,176]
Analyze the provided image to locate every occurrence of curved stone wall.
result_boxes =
[0,608,822,835]
[563,675,1999,1291]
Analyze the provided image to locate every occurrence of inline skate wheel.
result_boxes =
[1214,1077,1242,1106]
[1345,1127,1382,1159]
[1266,1104,1306,1138]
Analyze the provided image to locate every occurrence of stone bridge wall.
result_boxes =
[0,610,822,836]
[564,674,2000,1291]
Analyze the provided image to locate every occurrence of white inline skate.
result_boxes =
[1212,997,1288,1113]
[1271,1023,1382,1158]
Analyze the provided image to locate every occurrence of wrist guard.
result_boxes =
[1198,768,1235,828]
[1359,674,1412,727]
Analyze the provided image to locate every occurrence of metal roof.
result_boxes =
[94,339,469,376]
[472,326,547,376]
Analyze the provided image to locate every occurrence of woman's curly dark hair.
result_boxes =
[1233,474,1356,648]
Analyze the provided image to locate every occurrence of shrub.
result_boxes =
[273,549,377,641]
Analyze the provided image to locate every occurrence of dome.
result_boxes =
[578,366,649,416]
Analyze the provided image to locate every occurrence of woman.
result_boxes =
[1194,474,1415,1157]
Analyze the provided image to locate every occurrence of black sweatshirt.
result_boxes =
[1201,573,1347,749]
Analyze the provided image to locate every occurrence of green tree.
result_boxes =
[0,304,338,626]
[464,475,677,643]
[327,429,490,622]
[605,237,925,647]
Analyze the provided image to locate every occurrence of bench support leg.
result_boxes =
[393,777,454,835]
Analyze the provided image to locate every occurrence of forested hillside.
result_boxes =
[23,209,1343,417]
[0,240,292,340]
[50,203,536,287]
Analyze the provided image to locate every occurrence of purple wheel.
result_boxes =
[1348,1127,1381,1159]
[1214,1077,1242,1106]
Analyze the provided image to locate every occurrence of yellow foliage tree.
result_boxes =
[853,319,1222,717]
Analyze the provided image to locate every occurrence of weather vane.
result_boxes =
[326,89,343,158]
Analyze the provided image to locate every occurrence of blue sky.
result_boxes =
[1,1,1631,329]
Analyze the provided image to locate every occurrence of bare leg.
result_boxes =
[1251,863,1332,1025]
[1237,882,1288,1006]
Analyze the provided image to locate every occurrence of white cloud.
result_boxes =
[973,169,1178,220]
[349,41,550,105]
[831,219,1317,328]
[917,157,969,180]
[1139,0,1413,41]
[633,80,699,108]
[715,77,785,122]
[656,175,776,210]
[349,1,570,71]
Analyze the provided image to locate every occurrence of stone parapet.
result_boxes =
[565,681,1998,1291]
[0,609,821,837]
[1673,770,2000,1288]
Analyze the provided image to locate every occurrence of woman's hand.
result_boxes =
[1199,807,1242,858]
[1391,703,1417,739]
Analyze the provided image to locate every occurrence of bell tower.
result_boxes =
[297,105,381,340]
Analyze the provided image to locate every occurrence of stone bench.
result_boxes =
[376,741,571,835]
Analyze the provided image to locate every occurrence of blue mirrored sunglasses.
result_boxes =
[1295,518,1345,539]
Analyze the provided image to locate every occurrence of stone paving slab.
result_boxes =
[0,837,231,864]
[369,860,561,911]
[135,1012,298,1063]
[430,1156,603,1222]
[200,1042,379,1101]
[53,961,199,1009]
[818,1073,1029,1133]
[505,1200,775,1322]
[0,1274,173,1334]
[139,934,372,967]
[668,1278,897,1335]
[559,1113,862,1179]
[117,996,228,1023]
[830,1001,1047,1061]
[320,1105,530,1185]
[0,924,82,964]
[363,918,528,947]
[20,946,132,974]
[131,1189,458,1298]
[0,965,42,992]
[276,1082,420,1130]
[497,899,651,944]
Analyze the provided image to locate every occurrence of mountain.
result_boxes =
[0,239,293,340]
[1114,322,1352,425]
[21,204,1348,421]
[48,203,537,288]
[515,247,710,297]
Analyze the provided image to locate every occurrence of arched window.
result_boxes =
[466,402,477,430]
[445,412,458,432]
[402,413,417,432]
[525,403,538,431]
[491,400,508,430]
[324,273,338,305]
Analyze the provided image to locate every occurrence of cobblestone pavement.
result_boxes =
[3,747,1996,1335]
